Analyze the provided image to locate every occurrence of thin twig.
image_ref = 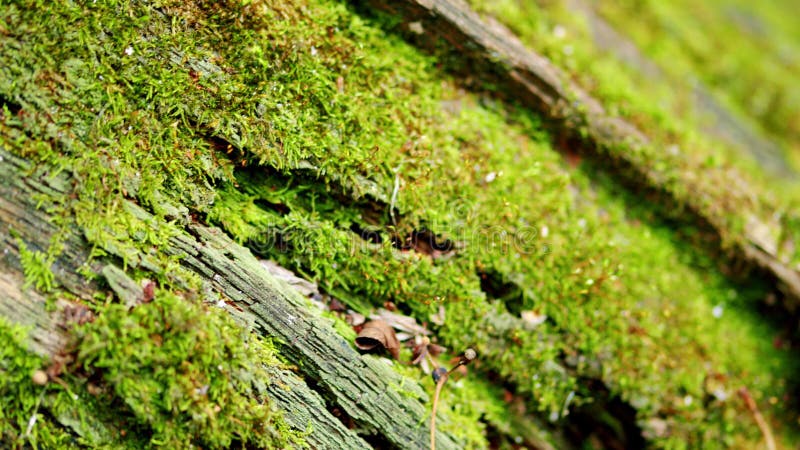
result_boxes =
[430,349,476,450]
[389,170,401,226]
[430,371,448,450]
[24,386,48,439]
[738,387,776,450]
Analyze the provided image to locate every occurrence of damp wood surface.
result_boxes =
[1,0,799,448]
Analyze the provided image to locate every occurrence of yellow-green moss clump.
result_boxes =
[1,0,798,448]
[74,290,303,448]
[0,319,77,448]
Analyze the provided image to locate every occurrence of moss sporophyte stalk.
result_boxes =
[0,0,798,448]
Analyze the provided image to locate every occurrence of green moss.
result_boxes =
[75,289,304,449]
[0,319,76,448]
[17,239,57,293]
[1,0,798,446]
[467,0,800,247]
[595,0,800,161]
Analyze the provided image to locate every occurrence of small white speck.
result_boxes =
[577,218,586,228]
[586,279,594,286]
[683,395,693,406]
[310,46,317,56]
[408,21,424,35]
[0,155,3,162]
[540,225,549,238]
[712,305,724,318]
[124,46,134,56]
[553,25,566,39]
[216,299,226,308]
[485,172,496,183]
[26,414,38,435]
[563,45,574,56]
[521,310,547,328]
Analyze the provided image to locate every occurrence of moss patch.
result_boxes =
[0,319,76,448]
[1,0,798,447]
[74,289,304,449]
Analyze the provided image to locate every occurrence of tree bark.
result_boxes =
[0,147,461,449]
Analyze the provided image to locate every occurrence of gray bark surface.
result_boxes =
[0,147,459,449]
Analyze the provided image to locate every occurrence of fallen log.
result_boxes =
[357,0,800,305]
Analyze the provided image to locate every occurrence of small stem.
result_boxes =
[738,387,775,450]
[430,371,448,450]
[430,348,475,450]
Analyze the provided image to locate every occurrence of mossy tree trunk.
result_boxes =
[2,0,798,448]
[0,148,471,448]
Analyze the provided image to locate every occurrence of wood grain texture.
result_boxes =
[0,147,458,449]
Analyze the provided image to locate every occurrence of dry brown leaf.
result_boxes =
[371,308,430,337]
[355,320,400,359]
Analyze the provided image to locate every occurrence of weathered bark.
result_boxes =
[0,147,461,449]
[357,0,800,306]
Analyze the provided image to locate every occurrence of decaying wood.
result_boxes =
[357,0,800,305]
[0,148,460,449]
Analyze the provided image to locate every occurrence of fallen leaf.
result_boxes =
[372,308,430,337]
[411,335,447,374]
[355,320,400,359]
[346,312,366,327]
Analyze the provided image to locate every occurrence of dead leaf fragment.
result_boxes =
[372,308,430,337]
[346,312,365,327]
[355,320,400,359]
